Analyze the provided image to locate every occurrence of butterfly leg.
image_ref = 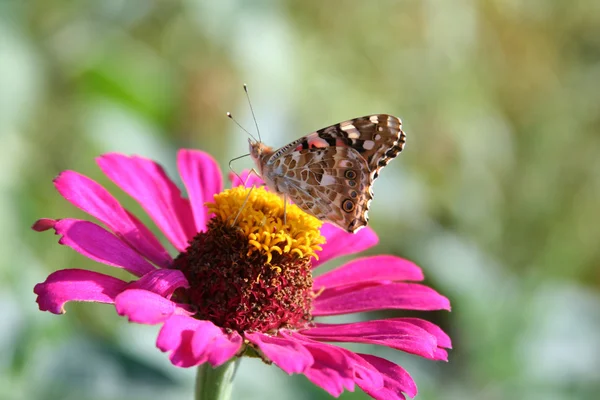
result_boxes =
[231,185,255,227]
[283,194,287,226]
[228,156,263,188]
[244,168,262,188]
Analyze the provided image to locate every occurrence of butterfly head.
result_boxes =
[248,139,273,166]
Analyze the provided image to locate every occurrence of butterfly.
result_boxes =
[249,114,406,233]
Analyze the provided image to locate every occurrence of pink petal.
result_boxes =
[128,269,190,298]
[229,170,265,189]
[350,356,386,394]
[245,332,314,374]
[302,320,441,360]
[38,218,156,277]
[157,315,204,367]
[34,269,127,314]
[115,289,192,325]
[393,318,452,349]
[53,171,172,268]
[295,341,356,396]
[188,321,223,360]
[356,354,417,400]
[177,150,223,233]
[97,153,196,251]
[313,224,379,268]
[313,255,424,290]
[126,210,174,268]
[313,282,451,316]
[32,218,57,231]
[288,333,385,396]
[191,323,243,367]
[431,347,449,361]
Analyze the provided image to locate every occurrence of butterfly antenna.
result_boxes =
[243,84,262,143]
[227,112,258,142]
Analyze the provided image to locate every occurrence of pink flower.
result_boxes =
[33,150,451,399]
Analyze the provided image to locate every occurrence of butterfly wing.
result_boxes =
[269,146,372,233]
[259,114,406,232]
[275,114,406,180]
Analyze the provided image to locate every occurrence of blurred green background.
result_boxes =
[2,1,599,399]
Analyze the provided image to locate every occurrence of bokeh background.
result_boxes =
[2,1,599,399]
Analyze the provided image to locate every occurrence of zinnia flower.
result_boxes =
[33,150,451,399]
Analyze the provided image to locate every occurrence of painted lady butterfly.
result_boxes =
[249,114,406,233]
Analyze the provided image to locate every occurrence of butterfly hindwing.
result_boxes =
[271,146,372,233]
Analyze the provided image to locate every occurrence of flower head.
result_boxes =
[33,150,451,399]
[174,185,324,333]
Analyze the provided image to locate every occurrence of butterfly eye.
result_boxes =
[342,199,355,212]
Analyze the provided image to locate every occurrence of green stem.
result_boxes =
[194,359,241,400]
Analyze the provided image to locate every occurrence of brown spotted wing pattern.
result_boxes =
[249,114,406,233]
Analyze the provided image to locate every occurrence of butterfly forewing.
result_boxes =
[284,114,406,179]
[250,114,406,233]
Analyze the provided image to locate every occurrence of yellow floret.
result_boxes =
[206,186,326,265]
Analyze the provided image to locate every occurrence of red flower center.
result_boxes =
[174,218,315,333]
